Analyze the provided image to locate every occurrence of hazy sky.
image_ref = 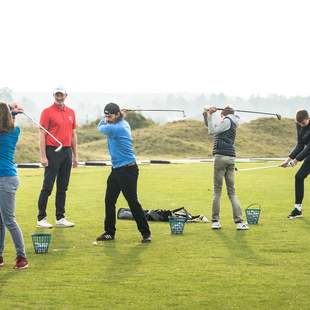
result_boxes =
[1,0,310,97]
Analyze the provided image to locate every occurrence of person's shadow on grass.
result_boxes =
[97,239,151,284]
[213,229,270,266]
[300,217,310,226]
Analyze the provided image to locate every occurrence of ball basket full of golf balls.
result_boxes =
[168,216,187,234]
[32,233,52,254]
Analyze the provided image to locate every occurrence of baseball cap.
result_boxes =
[104,103,121,115]
[53,87,67,95]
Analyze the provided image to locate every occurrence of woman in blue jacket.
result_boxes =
[0,102,28,269]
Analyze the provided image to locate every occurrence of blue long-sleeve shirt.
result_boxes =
[97,118,136,168]
[0,127,20,176]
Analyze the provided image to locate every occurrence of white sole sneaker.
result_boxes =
[36,225,53,229]
[14,264,29,270]
[36,219,53,229]
[55,224,74,228]
[236,223,249,230]
[55,218,75,227]
[288,215,303,220]
[211,222,222,230]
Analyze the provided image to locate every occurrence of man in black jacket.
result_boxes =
[281,109,310,219]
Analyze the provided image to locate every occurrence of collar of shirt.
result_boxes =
[53,102,67,111]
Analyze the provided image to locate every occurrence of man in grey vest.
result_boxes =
[203,106,248,230]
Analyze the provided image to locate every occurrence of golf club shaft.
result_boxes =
[214,108,281,120]
[236,165,279,172]
[22,112,63,149]
[126,109,186,117]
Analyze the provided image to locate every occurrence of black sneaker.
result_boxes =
[0,256,4,267]
[96,232,115,241]
[141,235,151,243]
[288,208,303,219]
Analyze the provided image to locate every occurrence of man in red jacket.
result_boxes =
[37,87,78,228]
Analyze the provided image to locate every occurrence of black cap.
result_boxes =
[104,103,120,115]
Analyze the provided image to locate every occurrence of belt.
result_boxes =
[113,162,137,170]
[46,146,71,149]
[125,162,136,167]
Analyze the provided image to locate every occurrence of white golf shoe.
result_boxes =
[236,222,249,230]
[56,218,75,227]
[211,221,221,229]
[37,218,53,229]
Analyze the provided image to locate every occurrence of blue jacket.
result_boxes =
[97,118,136,168]
[0,127,20,176]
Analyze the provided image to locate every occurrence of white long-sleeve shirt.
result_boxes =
[204,113,240,135]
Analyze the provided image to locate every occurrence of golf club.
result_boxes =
[22,111,63,152]
[235,165,280,172]
[125,109,186,118]
[204,106,281,120]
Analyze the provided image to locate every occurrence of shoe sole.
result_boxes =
[237,227,249,230]
[96,238,114,241]
[55,224,75,228]
[36,225,53,229]
[141,239,151,243]
[288,215,303,220]
[212,227,221,230]
[0,263,4,267]
[14,264,29,270]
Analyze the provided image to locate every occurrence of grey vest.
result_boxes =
[213,117,237,157]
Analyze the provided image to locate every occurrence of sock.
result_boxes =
[295,204,302,211]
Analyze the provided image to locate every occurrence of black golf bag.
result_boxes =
[117,207,193,222]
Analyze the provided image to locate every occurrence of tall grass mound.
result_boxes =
[15,117,296,162]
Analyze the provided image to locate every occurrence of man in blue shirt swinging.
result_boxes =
[96,103,151,243]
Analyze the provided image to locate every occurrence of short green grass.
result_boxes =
[0,164,309,310]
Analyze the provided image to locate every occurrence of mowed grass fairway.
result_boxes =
[0,163,309,309]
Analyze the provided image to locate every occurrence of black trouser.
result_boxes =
[104,164,151,237]
[295,155,310,204]
[38,147,72,221]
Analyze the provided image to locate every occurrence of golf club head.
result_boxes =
[55,145,63,152]
[276,114,281,120]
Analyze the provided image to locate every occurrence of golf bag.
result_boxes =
[117,207,207,222]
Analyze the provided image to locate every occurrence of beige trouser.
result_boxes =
[212,155,243,223]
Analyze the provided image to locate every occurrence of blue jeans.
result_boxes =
[0,176,26,258]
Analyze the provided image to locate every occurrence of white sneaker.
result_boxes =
[37,218,53,229]
[236,222,249,230]
[56,218,75,227]
[212,221,221,229]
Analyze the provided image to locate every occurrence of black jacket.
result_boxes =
[213,117,237,157]
[289,123,310,161]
